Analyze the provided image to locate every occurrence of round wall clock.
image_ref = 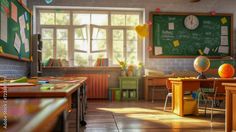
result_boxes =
[184,15,199,30]
[45,0,53,4]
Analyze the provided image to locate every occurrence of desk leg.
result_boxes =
[63,111,68,132]
[144,78,148,101]
[80,83,87,126]
[53,110,68,132]
[74,89,80,132]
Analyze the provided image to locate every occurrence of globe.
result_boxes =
[218,64,235,78]
[193,56,210,79]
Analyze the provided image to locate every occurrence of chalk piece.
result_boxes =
[198,49,203,55]
[0,46,3,53]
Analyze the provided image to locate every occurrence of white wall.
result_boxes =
[28,0,236,73]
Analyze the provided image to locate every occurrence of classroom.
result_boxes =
[0,0,236,131]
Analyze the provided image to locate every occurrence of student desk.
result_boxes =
[169,78,236,116]
[0,98,67,132]
[222,83,236,132]
[0,77,87,132]
[144,75,173,101]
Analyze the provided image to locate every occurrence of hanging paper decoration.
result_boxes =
[211,10,216,16]
[147,20,152,26]
[135,24,148,38]
[45,0,53,4]
[155,8,161,13]
[148,46,152,51]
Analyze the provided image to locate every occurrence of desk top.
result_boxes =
[169,77,236,82]
[0,98,67,132]
[0,77,87,97]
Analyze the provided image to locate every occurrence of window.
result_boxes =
[38,9,143,67]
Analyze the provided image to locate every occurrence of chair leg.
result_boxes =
[152,88,154,103]
[164,94,169,111]
[204,100,207,116]
[197,92,201,109]
[211,99,214,122]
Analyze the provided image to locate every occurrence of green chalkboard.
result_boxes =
[149,12,233,58]
[0,0,31,61]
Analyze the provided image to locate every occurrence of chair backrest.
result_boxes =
[213,80,226,94]
[166,79,172,93]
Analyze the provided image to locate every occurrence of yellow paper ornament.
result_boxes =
[135,24,148,38]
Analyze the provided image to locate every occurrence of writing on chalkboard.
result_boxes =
[150,12,233,58]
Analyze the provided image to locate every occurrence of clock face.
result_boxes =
[184,15,199,30]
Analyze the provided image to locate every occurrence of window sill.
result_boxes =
[43,66,121,71]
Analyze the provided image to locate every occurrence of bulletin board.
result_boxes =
[149,12,233,58]
[0,0,31,61]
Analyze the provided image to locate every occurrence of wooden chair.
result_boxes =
[198,80,225,121]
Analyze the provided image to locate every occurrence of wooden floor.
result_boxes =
[69,100,225,132]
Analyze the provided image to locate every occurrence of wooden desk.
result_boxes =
[144,76,172,101]
[0,77,87,132]
[169,78,236,116]
[0,98,67,132]
[223,83,236,132]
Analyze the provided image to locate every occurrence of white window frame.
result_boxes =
[35,7,144,67]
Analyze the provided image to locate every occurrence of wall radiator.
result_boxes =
[65,74,109,99]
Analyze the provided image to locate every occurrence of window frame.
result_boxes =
[36,8,144,67]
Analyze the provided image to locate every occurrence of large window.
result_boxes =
[38,9,143,66]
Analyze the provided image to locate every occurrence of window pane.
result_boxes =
[91,14,108,25]
[75,28,87,39]
[74,52,88,66]
[74,28,87,51]
[126,15,139,26]
[91,52,107,66]
[92,28,107,51]
[92,40,106,51]
[127,41,137,64]
[73,13,90,25]
[111,14,125,26]
[40,12,55,25]
[127,30,137,41]
[75,40,87,51]
[92,28,106,39]
[42,28,53,39]
[127,52,137,64]
[42,40,53,61]
[113,30,124,40]
[56,40,68,59]
[56,13,70,25]
[112,30,124,64]
[57,29,68,39]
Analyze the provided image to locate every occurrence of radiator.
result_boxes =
[65,74,109,99]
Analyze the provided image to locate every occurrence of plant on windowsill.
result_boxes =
[117,59,127,76]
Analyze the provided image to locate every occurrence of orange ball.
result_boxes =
[218,64,235,78]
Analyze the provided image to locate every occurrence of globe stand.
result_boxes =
[197,72,207,79]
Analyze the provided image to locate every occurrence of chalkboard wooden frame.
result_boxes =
[0,0,32,62]
[149,12,233,58]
